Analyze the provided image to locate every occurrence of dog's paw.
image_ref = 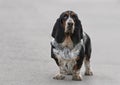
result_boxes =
[85,70,93,76]
[53,74,65,80]
[72,75,82,81]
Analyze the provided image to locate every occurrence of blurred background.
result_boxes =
[0,0,120,85]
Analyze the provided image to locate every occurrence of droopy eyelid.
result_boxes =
[71,15,76,18]
[63,14,68,19]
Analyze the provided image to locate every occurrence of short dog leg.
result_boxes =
[53,72,65,80]
[53,67,65,80]
[84,57,93,76]
[72,70,82,81]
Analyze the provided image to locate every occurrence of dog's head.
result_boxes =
[52,10,83,43]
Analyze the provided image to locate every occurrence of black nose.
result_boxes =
[68,22,73,27]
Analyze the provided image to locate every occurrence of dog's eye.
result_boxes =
[63,15,68,19]
[72,15,76,19]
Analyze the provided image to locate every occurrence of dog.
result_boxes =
[51,10,93,81]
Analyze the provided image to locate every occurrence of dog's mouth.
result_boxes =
[67,25,73,30]
[65,26,74,34]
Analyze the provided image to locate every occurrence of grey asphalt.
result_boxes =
[0,0,120,85]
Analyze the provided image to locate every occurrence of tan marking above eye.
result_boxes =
[65,11,69,15]
[71,13,76,18]
[70,11,76,16]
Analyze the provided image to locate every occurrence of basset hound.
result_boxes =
[51,10,93,81]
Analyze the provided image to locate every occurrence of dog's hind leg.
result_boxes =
[84,33,93,76]
[84,55,93,76]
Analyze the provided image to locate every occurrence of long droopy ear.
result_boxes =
[75,18,83,39]
[51,18,65,43]
[72,17,83,44]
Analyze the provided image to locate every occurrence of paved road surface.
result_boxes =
[0,0,120,85]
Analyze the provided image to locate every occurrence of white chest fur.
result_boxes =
[51,39,83,74]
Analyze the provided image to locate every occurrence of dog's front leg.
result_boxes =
[53,59,66,80]
[53,67,66,80]
[72,66,82,81]
[53,72,65,80]
[72,50,84,81]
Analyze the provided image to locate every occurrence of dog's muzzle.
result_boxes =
[65,16,75,34]
[67,22,73,30]
[66,21,74,34]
